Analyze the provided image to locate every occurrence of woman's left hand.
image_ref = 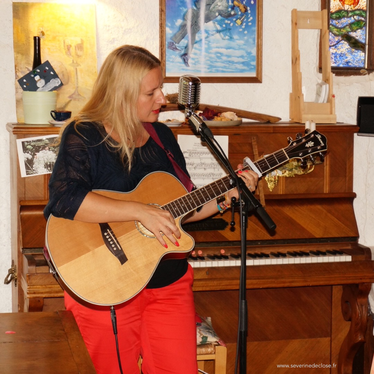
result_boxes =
[237,163,258,192]
[226,163,259,201]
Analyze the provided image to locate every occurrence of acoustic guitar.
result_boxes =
[45,130,327,306]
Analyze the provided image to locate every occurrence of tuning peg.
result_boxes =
[287,136,293,144]
[296,133,303,139]
[309,155,315,164]
[318,152,325,162]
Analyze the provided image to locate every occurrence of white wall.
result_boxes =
[1,0,373,312]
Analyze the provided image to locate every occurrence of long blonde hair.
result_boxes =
[66,45,161,169]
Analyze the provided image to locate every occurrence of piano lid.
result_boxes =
[182,194,359,245]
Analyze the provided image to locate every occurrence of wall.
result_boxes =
[0,0,373,312]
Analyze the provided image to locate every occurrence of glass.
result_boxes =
[64,37,85,100]
[328,0,367,68]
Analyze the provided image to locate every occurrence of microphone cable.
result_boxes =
[110,306,124,374]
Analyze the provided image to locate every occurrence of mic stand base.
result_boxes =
[237,199,250,374]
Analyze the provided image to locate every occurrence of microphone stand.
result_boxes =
[186,112,276,374]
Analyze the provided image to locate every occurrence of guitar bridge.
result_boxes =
[99,223,128,265]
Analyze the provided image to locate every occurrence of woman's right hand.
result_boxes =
[135,203,181,248]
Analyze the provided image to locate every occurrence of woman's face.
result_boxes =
[137,67,166,123]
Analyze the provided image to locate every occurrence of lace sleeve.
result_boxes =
[44,125,96,220]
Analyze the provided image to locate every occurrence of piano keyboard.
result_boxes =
[188,249,352,268]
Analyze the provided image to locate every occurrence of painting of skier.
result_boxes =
[161,0,262,82]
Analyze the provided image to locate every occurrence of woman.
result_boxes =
[44,45,258,374]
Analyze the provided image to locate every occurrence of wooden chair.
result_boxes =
[138,314,227,373]
[138,343,227,373]
[197,343,227,374]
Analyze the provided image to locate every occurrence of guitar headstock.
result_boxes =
[285,130,327,163]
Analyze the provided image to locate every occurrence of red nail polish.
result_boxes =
[175,241,179,247]
[163,243,168,249]
[238,170,243,174]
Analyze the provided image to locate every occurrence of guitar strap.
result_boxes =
[143,122,194,192]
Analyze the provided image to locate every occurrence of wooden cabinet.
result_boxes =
[8,123,62,312]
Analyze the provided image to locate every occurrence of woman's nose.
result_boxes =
[157,90,167,104]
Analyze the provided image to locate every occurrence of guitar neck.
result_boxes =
[163,148,290,219]
[254,148,289,175]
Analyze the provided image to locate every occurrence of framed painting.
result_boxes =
[13,3,97,122]
[321,0,374,75]
[160,0,263,83]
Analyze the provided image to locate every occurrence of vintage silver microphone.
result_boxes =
[178,74,200,114]
[178,75,208,135]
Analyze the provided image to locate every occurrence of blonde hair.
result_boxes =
[66,45,161,169]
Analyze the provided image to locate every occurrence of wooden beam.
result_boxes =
[161,103,281,123]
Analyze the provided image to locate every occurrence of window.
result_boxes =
[322,0,374,75]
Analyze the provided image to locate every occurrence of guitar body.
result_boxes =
[45,172,195,306]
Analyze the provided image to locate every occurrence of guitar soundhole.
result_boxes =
[135,221,156,238]
[134,203,160,239]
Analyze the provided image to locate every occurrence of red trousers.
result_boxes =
[65,265,197,374]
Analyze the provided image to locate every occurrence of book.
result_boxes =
[315,81,329,103]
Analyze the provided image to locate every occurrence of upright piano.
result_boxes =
[7,122,374,374]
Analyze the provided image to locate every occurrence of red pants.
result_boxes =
[65,265,197,374]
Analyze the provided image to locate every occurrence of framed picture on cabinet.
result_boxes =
[16,135,58,177]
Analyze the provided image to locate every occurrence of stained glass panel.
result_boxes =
[329,0,367,68]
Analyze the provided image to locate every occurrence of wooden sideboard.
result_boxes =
[7,122,374,374]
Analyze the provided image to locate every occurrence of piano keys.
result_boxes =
[188,248,352,267]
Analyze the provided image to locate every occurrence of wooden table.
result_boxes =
[0,311,96,373]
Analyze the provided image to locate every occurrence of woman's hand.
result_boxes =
[136,203,181,249]
[237,163,258,192]
[226,163,259,202]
